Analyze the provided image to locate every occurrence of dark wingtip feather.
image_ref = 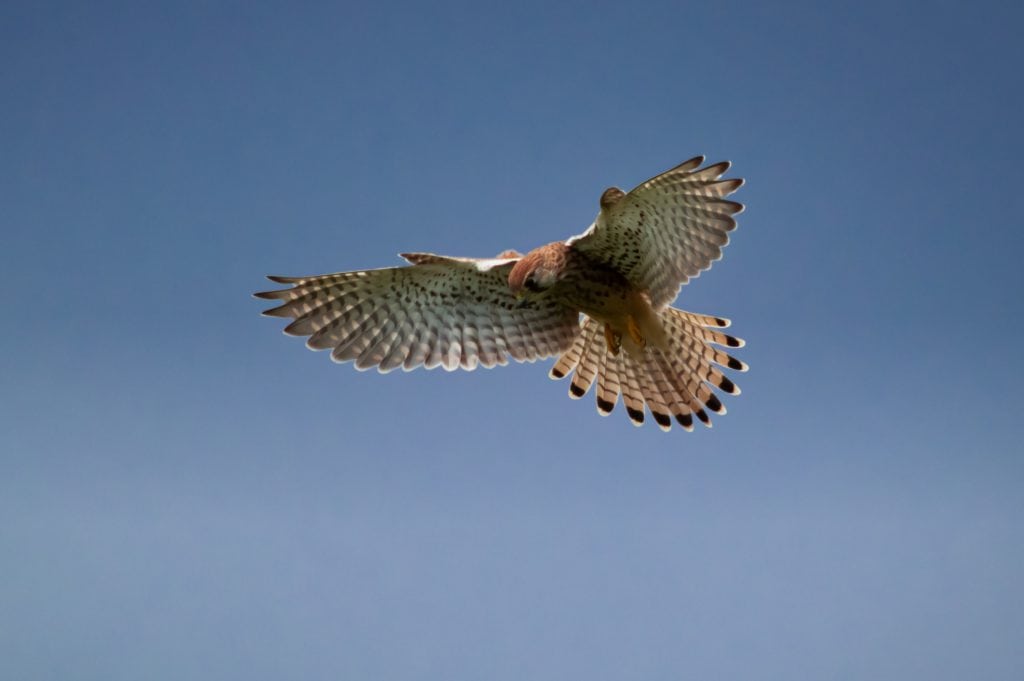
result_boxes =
[261,306,294,319]
[714,178,743,193]
[266,275,300,284]
[704,393,723,413]
[627,406,645,424]
[718,376,737,394]
[695,409,710,425]
[551,367,566,379]
[569,383,585,397]
[597,397,616,414]
[727,357,745,371]
[725,335,741,348]
[719,200,745,219]
[282,318,312,336]
[714,317,730,327]
[653,411,672,429]
[676,413,694,430]
[703,160,731,177]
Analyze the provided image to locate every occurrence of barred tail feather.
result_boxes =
[550,307,746,432]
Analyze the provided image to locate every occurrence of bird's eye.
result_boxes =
[524,276,543,293]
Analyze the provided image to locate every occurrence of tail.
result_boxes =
[550,307,747,432]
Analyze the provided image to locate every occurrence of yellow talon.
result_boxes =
[604,323,621,356]
[627,315,646,349]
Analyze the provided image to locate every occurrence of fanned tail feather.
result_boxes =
[550,307,746,432]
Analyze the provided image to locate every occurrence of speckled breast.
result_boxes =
[553,251,636,320]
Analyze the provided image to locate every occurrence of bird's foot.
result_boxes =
[604,323,621,356]
[627,315,646,349]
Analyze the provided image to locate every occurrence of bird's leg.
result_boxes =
[627,315,646,349]
[604,323,621,356]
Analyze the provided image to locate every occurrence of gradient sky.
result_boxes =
[2,2,1022,679]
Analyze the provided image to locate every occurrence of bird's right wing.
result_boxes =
[255,253,580,372]
[565,156,744,308]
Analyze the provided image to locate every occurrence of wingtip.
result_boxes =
[724,335,745,348]
[253,290,280,300]
[726,356,748,372]
[703,160,731,177]
[676,413,695,432]
[261,306,293,319]
[678,155,705,172]
[652,411,672,431]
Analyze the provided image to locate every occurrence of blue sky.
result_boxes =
[2,1,1022,679]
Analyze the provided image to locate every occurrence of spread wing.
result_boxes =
[565,156,744,308]
[255,253,580,372]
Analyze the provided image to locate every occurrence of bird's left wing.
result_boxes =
[255,253,580,372]
[565,156,744,308]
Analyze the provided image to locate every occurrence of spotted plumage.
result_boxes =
[257,155,747,431]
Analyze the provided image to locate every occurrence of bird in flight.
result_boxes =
[256,156,747,432]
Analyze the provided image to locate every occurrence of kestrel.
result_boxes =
[256,156,747,431]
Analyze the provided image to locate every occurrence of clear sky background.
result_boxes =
[2,1,1022,679]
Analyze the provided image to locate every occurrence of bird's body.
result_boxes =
[257,156,747,432]
[511,243,668,358]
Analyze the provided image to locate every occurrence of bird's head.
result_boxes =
[507,243,567,300]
